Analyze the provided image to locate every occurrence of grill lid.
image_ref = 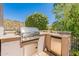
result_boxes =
[20,27,40,38]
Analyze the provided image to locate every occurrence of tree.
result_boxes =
[52,4,73,31]
[25,13,48,30]
[52,4,79,37]
[51,21,61,30]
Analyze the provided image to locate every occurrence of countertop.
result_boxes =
[0,34,21,43]
[40,32,71,38]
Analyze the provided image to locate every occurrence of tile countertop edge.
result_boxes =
[0,35,21,43]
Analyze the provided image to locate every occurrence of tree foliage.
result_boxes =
[52,4,79,37]
[25,13,48,30]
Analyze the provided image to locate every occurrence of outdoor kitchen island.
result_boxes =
[0,34,23,56]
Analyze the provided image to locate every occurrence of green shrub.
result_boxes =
[71,49,79,56]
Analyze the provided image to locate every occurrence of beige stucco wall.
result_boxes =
[0,5,3,26]
[1,40,23,56]
[51,37,61,55]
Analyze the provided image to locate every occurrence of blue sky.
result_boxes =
[3,3,56,25]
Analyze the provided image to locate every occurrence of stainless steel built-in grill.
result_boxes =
[20,27,40,41]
